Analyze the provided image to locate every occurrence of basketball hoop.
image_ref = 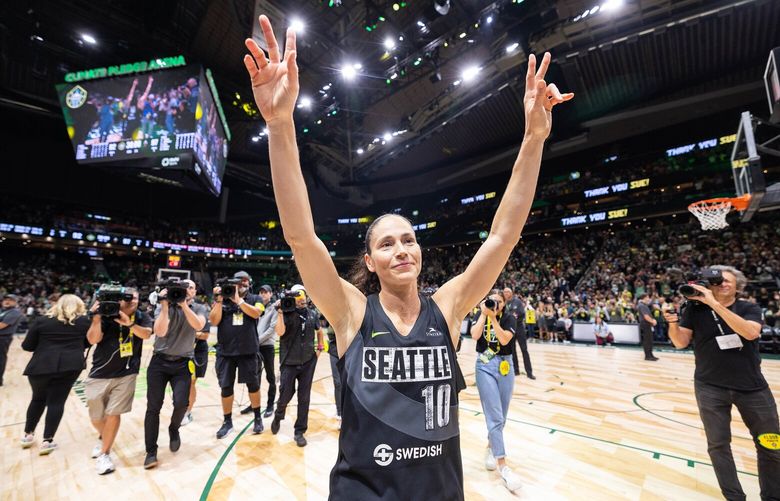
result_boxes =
[688,195,751,231]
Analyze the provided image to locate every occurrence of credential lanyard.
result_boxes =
[710,307,742,351]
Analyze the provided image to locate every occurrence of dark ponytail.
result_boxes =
[347,214,413,296]
[348,256,381,296]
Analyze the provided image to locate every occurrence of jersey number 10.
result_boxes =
[422,384,451,430]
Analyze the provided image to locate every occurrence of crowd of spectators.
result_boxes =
[1,213,778,337]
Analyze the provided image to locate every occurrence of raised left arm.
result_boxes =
[434,52,573,337]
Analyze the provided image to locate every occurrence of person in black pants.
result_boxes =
[209,271,264,439]
[665,265,780,500]
[271,285,323,447]
[144,280,207,469]
[20,294,89,455]
[241,284,277,418]
[503,288,535,380]
[0,294,25,386]
[637,294,658,361]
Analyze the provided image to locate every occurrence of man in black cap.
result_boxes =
[242,284,277,418]
[0,294,24,386]
[210,271,264,439]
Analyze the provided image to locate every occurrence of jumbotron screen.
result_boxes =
[55,63,228,195]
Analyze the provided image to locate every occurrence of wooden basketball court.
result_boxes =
[2,337,777,500]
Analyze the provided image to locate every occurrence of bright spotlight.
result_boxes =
[506,42,519,53]
[601,0,623,12]
[384,37,396,51]
[461,65,481,82]
[383,132,392,141]
[290,18,305,33]
[297,96,312,109]
[81,33,97,44]
[341,64,357,80]
[357,148,365,154]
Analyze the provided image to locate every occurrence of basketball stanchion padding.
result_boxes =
[688,194,751,230]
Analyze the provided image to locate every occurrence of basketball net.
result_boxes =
[688,195,750,231]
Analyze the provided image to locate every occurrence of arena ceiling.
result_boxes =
[1,0,779,216]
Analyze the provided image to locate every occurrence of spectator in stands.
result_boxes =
[554,311,572,343]
[593,315,614,346]
[20,294,89,455]
[523,300,537,339]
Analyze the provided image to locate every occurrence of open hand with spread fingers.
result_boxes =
[523,52,574,139]
[243,15,300,125]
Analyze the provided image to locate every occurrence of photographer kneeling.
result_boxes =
[210,271,264,439]
[86,287,152,475]
[665,266,779,500]
[144,279,207,469]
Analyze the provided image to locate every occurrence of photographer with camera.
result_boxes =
[143,279,207,470]
[664,266,779,500]
[85,287,152,475]
[271,284,324,447]
[209,271,264,439]
[470,291,522,493]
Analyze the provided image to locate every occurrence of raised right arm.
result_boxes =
[243,16,365,354]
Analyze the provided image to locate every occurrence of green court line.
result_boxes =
[459,404,758,478]
[632,391,753,441]
[199,419,254,501]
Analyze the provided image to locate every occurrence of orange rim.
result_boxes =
[688,194,751,212]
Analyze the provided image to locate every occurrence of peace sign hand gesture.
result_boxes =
[243,15,300,125]
[523,52,574,139]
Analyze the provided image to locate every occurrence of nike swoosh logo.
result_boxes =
[371,331,391,338]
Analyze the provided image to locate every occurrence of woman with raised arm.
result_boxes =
[243,15,572,500]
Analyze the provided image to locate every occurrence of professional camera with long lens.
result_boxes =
[678,268,724,298]
[280,290,304,313]
[484,298,497,310]
[95,283,134,317]
[217,278,242,298]
[156,277,189,304]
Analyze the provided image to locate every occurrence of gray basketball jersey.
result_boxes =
[328,294,464,500]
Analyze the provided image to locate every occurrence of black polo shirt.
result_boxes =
[89,310,153,378]
[279,307,318,366]
[680,299,766,391]
[216,293,263,357]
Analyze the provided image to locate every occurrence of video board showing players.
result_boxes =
[55,65,202,163]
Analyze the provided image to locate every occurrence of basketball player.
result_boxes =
[242,15,572,499]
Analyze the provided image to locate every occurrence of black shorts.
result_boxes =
[215,354,258,389]
[193,348,209,378]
